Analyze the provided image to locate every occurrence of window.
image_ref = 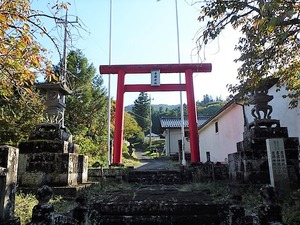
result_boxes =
[215,121,219,133]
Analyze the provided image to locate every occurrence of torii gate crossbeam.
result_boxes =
[100,63,212,165]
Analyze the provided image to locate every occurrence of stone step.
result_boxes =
[90,202,227,225]
[126,170,186,184]
[90,214,224,225]
[92,202,225,215]
[89,188,228,225]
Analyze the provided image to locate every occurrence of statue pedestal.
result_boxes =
[18,125,88,187]
[229,124,299,184]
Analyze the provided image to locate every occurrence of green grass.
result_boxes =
[282,189,300,225]
[122,150,141,167]
[177,182,229,203]
[15,192,38,225]
[143,149,159,158]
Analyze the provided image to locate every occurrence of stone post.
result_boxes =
[0,145,20,225]
[228,185,245,225]
[266,138,289,196]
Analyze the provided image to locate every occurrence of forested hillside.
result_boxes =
[127,93,227,135]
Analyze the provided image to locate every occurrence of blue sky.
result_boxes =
[32,0,241,106]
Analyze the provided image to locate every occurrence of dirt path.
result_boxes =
[134,150,178,171]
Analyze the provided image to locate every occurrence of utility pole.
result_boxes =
[55,10,78,128]
[57,10,78,82]
[107,0,113,166]
[149,95,153,149]
[175,0,186,166]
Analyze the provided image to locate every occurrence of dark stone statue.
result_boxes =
[27,185,55,225]
[27,185,81,225]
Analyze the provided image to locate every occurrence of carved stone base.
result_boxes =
[18,152,88,187]
[19,140,79,154]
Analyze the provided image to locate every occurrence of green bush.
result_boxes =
[122,143,141,167]
[15,192,38,224]
[74,135,107,166]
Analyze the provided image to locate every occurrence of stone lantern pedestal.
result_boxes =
[18,82,88,188]
[228,79,300,185]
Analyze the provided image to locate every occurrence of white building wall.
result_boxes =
[199,86,300,164]
[199,104,244,163]
[165,129,191,155]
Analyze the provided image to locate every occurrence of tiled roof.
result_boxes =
[160,116,209,128]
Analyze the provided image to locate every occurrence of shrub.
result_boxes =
[15,192,38,224]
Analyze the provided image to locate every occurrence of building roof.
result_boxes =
[160,116,209,129]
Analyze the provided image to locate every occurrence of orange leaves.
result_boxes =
[0,14,6,23]
[51,1,71,10]
[45,69,59,83]
[0,0,53,101]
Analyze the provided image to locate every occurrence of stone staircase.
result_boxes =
[88,169,229,224]
[89,187,228,225]
[125,170,188,185]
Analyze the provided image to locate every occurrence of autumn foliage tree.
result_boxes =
[0,0,57,144]
[123,111,144,144]
[197,1,300,107]
[0,1,75,145]
[0,0,58,99]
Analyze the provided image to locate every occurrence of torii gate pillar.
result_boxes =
[100,63,212,165]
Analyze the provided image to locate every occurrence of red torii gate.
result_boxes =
[100,63,212,165]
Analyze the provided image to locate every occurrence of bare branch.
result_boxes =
[27,19,62,62]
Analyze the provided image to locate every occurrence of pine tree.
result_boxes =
[131,92,151,133]
[64,50,108,162]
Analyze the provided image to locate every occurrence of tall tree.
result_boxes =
[197,1,300,107]
[131,92,151,133]
[0,91,44,145]
[64,50,108,161]
[0,1,68,145]
[123,111,144,144]
[0,1,71,100]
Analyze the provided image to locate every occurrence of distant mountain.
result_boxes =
[125,104,180,111]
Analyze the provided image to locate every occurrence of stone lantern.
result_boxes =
[18,74,88,188]
[28,80,72,142]
[228,78,299,185]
